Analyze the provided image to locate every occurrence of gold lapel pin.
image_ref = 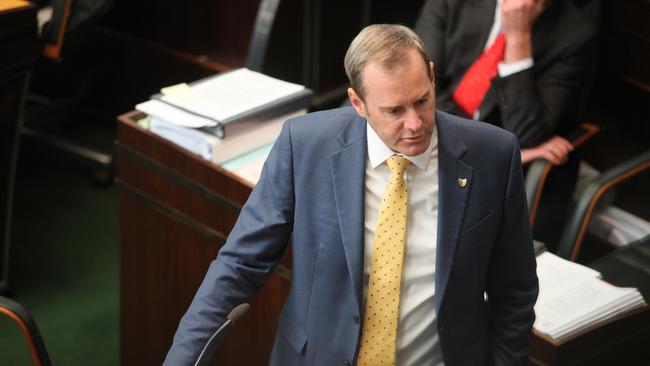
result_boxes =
[458,178,468,188]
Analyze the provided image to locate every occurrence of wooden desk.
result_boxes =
[116,112,291,365]
[0,2,39,293]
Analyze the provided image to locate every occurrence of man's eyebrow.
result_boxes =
[379,105,402,112]
[416,90,431,101]
[378,90,431,112]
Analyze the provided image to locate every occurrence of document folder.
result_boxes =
[153,68,312,138]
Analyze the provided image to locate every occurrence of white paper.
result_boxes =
[149,118,215,160]
[160,68,305,122]
[136,100,217,128]
[535,252,601,301]
[534,279,644,338]
[533,252,646,340]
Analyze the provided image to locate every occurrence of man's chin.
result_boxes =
[398,141,429,157]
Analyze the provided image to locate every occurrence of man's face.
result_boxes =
[348,48,436,157]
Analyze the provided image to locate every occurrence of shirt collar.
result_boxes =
[366,122,438,170]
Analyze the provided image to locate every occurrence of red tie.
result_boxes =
[453,33,506,117]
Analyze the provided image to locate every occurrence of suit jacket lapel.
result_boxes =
[472,0,499,119]
[435,112,474,312]
[464,0,497,60]
[330,115,367,314]
[479,87,498,119]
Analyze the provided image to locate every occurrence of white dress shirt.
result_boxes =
[363,124,444,366]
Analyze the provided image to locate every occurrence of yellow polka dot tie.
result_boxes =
[357,155,410,366]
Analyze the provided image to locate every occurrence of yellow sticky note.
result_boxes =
[0,0,31,12]
[161,83,196,98]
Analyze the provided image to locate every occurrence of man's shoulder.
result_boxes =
[438,110,516,145]
[285,106,362,140]
[288,106,359,125]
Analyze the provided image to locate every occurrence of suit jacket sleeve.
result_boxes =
[491,34,597,147]
[486,136,539,365]
[163,121,296,365]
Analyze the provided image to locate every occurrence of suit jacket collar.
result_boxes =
[330,114,367,313]
[329,110,474,314]
[466,0,498,55]
[434,111,474,313]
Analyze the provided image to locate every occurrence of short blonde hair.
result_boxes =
[344,24,430,99]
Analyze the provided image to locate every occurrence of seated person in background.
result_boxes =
[415,0,598,247]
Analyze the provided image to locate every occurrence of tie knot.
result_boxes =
[387,156,410,178]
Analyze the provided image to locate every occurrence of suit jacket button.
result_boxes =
[353,314,360,324]
[343,360,351,366]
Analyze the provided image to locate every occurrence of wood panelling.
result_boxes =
[118,113,291,365]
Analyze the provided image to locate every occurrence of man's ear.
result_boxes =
[429,61,435,87]
[347,87,367,118]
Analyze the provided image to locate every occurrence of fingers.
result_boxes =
[521,136,574,165]
[540,136,573,165]
[539,149,562,165]
[501,0,544,35]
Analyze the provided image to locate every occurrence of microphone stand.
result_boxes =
[194,303,250,366]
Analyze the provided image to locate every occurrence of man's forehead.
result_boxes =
[361,60,430,101]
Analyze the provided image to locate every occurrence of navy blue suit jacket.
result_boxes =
[164,108,538,365]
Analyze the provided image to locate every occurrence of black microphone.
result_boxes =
[194,303,250,366]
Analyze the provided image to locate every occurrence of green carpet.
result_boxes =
[0,133,119,365]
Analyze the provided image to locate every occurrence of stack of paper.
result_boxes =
[137,99,302,165]
[134,68,310,166]
[158,68,307,123]
[148,115,216,161]
[534,252,646,341]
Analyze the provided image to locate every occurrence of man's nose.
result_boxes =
[404,108,422,131]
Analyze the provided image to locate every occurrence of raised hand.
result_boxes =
[501,0,545,63]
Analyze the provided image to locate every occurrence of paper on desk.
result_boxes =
[535,252,601,301]
[136,100,217,128]
[161,83,197,98]
[149,117,215,161]
[534,279,644,338]
[159,68,305,122]
[548,290,643,338]
[533,252,647,340]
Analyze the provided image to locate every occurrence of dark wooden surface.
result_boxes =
[117,112,291,366]
[0,4,39,293]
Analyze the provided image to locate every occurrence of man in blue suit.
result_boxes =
[164,24,538,366]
